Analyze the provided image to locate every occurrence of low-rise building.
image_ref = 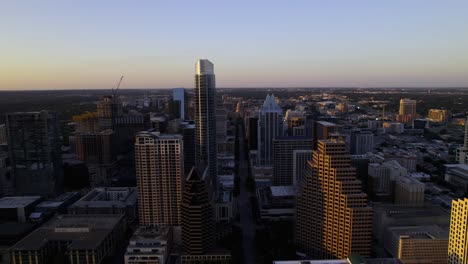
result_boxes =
[68,187,137,221]
[257,186,296,221]
[0,196,42,223]
[395,177,425,206]
[444,164,468,194]
[10,214,125,264]
[125,226,173,264]
[384,225,448,264]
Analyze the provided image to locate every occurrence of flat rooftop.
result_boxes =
[388,225,448,240]
[12,214,123,251]
[69,187,137,208]
[0,196,42,209]
[270,186,296,197]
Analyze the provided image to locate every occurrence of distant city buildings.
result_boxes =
[257,94,284,167]
[396,98,417,125]
[194,59,217,187]
[448,198,468,264]
[444,164,468,194]
[0,147,14,197]
[6,111,63,197]
[350,129,374,155]
[296,139,372,258]
[135,131,184,226]
[313,121,339,149]
[428,109,452,123]
[394,176,425,206]
[0,124,6,144]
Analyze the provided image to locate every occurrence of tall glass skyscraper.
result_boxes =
[257,94,283,166]
[194,59,217,187]
[172,88,187,120]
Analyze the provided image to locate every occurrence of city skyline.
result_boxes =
[2,1,468,90]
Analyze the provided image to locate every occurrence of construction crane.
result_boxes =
[111,75,124,99]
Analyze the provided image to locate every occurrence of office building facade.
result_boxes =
[448,198,468,264]
[296,139,373,259]
[257,94,284,166]
[135,131,184,226]
[272,137,313,186]
[6,111,62,196]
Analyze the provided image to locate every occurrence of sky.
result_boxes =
[1,0,468,90]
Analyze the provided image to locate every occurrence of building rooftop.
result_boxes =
[388,225,448,240]
[316,121,337,126]
[11,214,124,250]
[0,196,42,209]
[270,186,296,197]
[69,187,136,208]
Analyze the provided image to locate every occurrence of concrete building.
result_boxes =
[10,214,125,264]
[246,116,259,151]
[456,117,468,165]
[135,132,184,226]
[384,225,448,264]
[194,59,217,187]
[448,198,468,264]
[272,137,313,186]
[124,226,173,264]
[257,94,284,167]
[313,121,339,149]
[396,99,417,125]
[257,186,296,221]
[368,160,407,199]
[285,110,305,136]
[293,150,313,186]
[350,129,374,155]
[96,95,123,129]
[173,88,188,120]
[6,111,63,197]
[395,177,425,206]
[68,187,137,221]
[444,164,468,194]
[0,147,14,197]
[75,129,116,186]
[428,109,451,123]
[383,122,405,134]
[296,140,373,259]
[0,124,6,145]
[215,108,227,144]
[0,196,42,223]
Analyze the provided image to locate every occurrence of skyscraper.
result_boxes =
[257,94,283,166]
[396,98,417,124]
[194,59,217,187]
[313,121,339,149]
[448,198,468,263]
[181,166,214,255]
[6,111,62,196]
[350,129,374,155]
[456,118,468,165]
[296,139,372,259]
[272,136,313,186]
[173,88,187,120]
[135,131,184,226]
[293,149,313,186]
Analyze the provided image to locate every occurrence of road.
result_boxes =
[236,122,256,264]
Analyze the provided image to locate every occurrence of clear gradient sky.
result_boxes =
[1,0,468,90]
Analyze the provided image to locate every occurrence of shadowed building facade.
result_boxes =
[296,139,373,259]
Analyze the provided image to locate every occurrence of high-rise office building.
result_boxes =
[428,109,452,123]
[272,137,313,186]
[135,131,184,226]
[292,149,313,187]
[296,139,373,259]
[456,118,468,165]
[448,198,468,264]
[180,121,196,176]
[181,166,214,255]
[6,111,62,196]
[173,88,188,120]
[350,129,374,155]
[396,98,417,124]
[247,116,259,151]
[216,107,227,144]
[285,110,305,136]
[194,59,217,187]
[0,124,7,144]
[97,95,123,129]
[0,147,14,197]
[257,94,283,166]
[313,121,339,149]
